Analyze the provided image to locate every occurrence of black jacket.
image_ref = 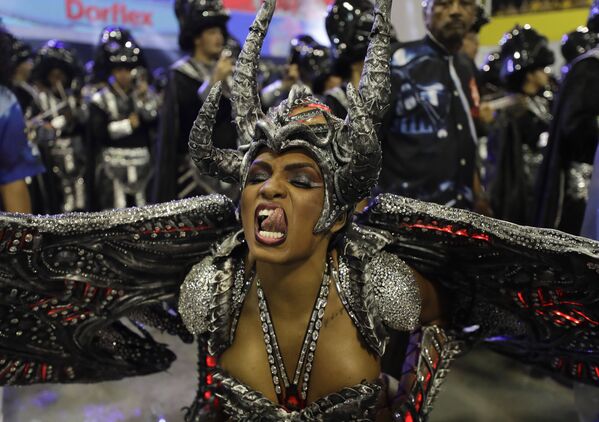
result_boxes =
[380,35,479,209]
[535,49,599,233]
[152,57,236,203]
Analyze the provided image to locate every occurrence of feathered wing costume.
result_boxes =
[0,0,598,421]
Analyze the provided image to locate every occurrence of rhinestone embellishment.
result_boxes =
[255,259,332,410]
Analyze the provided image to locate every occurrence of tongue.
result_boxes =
[262,208,287,233]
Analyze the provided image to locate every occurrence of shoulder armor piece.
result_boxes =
[366,250,421,331]
[179,255,216,335]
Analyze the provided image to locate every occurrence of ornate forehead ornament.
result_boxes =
[189,0,392,233]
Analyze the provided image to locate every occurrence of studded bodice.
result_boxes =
[179,228,421,420]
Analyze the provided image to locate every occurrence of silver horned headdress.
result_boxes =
[188,0,392,233]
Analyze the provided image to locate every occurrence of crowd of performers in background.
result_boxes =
[2,0,599,240]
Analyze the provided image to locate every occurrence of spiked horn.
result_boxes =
[336,0,390,204]
[188,82,242,183]
[335,83,381,204]
[231,0,275,145]
[358,0,392,120]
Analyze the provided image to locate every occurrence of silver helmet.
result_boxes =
[189,0,392,233]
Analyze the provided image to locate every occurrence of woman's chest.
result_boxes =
[218,286,380,405]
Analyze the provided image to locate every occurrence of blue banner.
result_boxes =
[0,0,333,59]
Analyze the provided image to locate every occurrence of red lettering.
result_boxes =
[66,0,83,20]
[86,6,106,22]
[128,12,141,25]
[65,0,153,26]
[142,13,152,25]
[110,3,119,23]
[119,4,127,23]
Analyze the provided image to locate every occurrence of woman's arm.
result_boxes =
[413,269,448,326]
[0,179,32,213]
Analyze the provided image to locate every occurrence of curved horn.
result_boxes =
[335,83,381,204]
[189,82,242,183]
[358,0,392,120]
[231,0,275,145]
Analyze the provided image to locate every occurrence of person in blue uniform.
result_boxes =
[0,29,45,213]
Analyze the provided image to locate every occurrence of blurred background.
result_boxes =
[1,0,596,70]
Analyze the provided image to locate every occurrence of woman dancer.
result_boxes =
[0,1,597,421]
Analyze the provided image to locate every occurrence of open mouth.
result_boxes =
[254,204,288,246]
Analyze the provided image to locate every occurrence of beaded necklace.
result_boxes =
[254,259,331,410]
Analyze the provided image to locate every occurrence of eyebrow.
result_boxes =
[284,162,320,172]
[249,161,320,173]
[250,161,272,171]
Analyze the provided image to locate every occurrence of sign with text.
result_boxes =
[0,0,333,59]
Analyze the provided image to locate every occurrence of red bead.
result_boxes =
[206,355,217,367]
[206,373,213,384]
[415,391,423,411]
[204,390,212,400]
[286,395,299,408]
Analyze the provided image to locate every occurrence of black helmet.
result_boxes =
[297,41,334,95]
[93,26,145,81]
[561,27,598,64]
[588,0,599,33]
[10,38,33,68]
[32,39,81,87]
[0,30,32,71]
[499,25,555,92]
[479,50,502,90]
[175,0,229,52]
[325,0,374,65]
[471,5,490,34]
[289,34,316,64]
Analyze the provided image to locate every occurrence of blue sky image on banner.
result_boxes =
[0,0,334,60]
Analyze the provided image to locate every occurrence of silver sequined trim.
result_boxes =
[366,251,421,331]
[373,194,599,254]
[179,256,216,335]
[0,194,234,234]
[566,162,593,201]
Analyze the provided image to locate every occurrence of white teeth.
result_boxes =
[258,209,275,217]
[259,231,285,239]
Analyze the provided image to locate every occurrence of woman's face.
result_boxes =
[240,148,331,265]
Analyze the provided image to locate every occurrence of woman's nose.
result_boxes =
[259,177,287,199]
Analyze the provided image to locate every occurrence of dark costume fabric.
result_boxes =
[0,194,598,421]
[324,85,350,119]
[536,49,599,234]
[583,145,599,238]
[88,83,159,210]
[27,40,88,214]
[28,86,88,214]
[380,36,480,209]
[12,82,36,114]
[489,96,551,225]
[152,57,237,203]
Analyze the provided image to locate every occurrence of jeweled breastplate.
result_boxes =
[178,229,421,420]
